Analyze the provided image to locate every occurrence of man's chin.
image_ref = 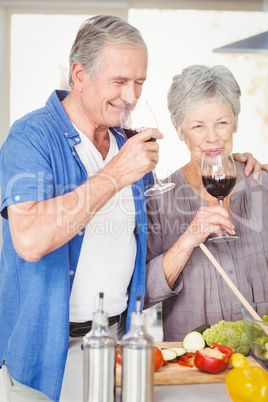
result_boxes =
[107,115,121,128]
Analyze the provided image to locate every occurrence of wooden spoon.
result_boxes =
[199,243,266,326]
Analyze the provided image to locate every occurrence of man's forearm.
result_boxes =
[8,170,120,262]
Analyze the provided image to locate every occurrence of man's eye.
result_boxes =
[193,125,202,130]
[115,81,125,85]
[218,121,227,125]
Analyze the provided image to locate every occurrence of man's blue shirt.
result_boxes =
[0,90,152,401]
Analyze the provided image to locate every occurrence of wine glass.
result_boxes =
[201,149,239,242]
[120,99,175,197]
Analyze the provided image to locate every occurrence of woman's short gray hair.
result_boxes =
[68,15,148,88]
[167,65,241,135]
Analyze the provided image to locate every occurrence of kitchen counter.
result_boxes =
[0,366,232,402]
[116,383,231,401]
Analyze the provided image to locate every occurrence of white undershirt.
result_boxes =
[69,129,137,322]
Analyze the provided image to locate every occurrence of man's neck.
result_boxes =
[61,92,110,159]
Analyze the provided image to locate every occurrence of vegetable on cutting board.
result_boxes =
[225,366,268,401]
[231,353,250,368]
[202,320,250,355]
[161,348,178,362]
[194,343,233,374]
[161,347,187,361]
[161,347,194,367]
[154,346,164,371]
[193,324,211,334]
[169,347,187,357]
[182,331,206,353]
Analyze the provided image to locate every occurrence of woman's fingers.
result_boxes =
[184,205,235,248]
[198,207,235,234]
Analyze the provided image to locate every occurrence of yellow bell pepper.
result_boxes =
[225,366,268,401]
[231,353,250,368]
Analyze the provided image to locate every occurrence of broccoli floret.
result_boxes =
[203,320,251,356]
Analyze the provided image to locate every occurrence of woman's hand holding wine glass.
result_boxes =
[201,149,239,242]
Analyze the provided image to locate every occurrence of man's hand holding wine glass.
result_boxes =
[120,98,175,196]
[103,127,163,190]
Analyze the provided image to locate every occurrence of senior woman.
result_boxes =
[144,65,268,341]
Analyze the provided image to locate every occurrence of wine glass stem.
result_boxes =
[152,169,162,186]
[218,198,224,207]
[218,198,227,236]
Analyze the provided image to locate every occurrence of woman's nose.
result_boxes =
[205,127,218,142]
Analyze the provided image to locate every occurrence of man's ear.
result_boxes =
[71,62,86,92]
[172,120,184,141]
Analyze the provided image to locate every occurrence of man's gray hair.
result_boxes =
[68,15,148,88]
[167,65,241,136]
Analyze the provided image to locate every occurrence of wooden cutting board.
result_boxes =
[116,342,262,386]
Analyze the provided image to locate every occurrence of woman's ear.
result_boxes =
[172,120,185,141]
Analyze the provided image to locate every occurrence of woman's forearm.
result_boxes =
[162,234,195,288]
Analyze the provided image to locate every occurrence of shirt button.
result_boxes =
[225,252,230,258]
[75,137,80,142]
[69,270,74,276]
[72,152,76,156]
[15,195,20,201]
[78,231,83,236]
[65,132,69,136]
[228,270,233,274]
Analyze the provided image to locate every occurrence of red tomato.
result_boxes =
[116,345,122,364]
[154,346,164,371]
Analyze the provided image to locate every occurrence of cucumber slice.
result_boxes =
[169,347,186,357]
[182,331,205,353]
[161,348,177,361]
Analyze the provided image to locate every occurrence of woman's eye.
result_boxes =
[193,125,202,130]
[218,121,227,126]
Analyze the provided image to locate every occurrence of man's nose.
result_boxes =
[121,83,139,105]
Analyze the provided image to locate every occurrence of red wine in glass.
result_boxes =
[123,128,140,139]
[123,128,156,142]
[201,149,238,242]
[202,175,236,199]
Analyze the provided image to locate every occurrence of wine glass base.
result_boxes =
[144,182,175,197]
[208,234,239,243]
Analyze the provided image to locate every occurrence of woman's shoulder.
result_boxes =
[162,167,188,187]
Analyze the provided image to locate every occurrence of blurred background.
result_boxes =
[0,0,268,338]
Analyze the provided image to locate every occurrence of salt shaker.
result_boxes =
[121,295,154,402]
[83,292,116,402]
